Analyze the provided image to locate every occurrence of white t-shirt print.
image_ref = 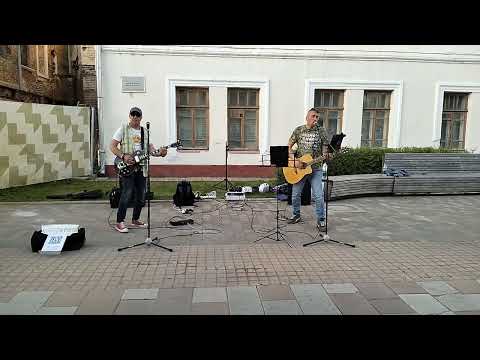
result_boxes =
[112,126,143,153]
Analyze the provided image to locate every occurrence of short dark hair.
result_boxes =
[308,107,319,113]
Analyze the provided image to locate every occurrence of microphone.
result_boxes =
[146,122,150,130]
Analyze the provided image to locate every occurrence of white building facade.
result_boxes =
[96,45,480,178]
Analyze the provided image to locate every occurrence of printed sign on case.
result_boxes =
[40,224,79,255]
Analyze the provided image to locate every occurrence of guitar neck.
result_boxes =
[306,156,325,166]
[120,141,179,162]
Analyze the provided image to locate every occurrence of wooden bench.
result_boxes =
[329,174,394,200]
[384,153,480,195]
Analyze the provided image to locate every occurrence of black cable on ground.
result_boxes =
[107,197,317,244]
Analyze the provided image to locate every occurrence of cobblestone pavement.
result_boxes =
[0,195,479,315]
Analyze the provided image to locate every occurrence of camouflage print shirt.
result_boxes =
[288,124,329,169]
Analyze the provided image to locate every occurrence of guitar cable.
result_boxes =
[106,197,316,244]
[107,207,223,235]
[243,199,317,243]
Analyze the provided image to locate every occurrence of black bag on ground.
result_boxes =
[31,228,86,252]
[109,186,137,208]
[109,187,121,208]
[71,189,103,199]
[173,180,195,207]
[46,189,103,200]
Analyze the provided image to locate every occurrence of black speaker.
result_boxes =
[109,187,121,208]
[270,146,289,167]
[109,186,146,208]
[145,191,154,200]
[287,179,333,204]
[287,178,311,205]
[31,228,86,253]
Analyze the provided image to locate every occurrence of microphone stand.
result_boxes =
[118,121,172,252]
[212,141,234,191]
[303,143,355,248]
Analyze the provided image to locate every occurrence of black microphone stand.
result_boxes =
[212,141,234,191]
[303,146,355,248]
[118,121,172,252]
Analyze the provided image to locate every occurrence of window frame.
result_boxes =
[0,45,10,57]
[227,88,260,151]
[313,89,344,140]
[440,92,469,150]
[361,90,392,148]
[20,45,36,72]
[175,86,210,150]
[36,45,49,78]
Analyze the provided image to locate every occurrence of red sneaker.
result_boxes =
[115,222,129,233]
[130,219,148,228]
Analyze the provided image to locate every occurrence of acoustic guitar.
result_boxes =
[282,154,327,185]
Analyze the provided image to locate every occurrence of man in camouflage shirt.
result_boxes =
[287,108,330,229]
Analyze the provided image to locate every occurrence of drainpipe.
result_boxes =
[95,45,105,175]
[16,45,22,91]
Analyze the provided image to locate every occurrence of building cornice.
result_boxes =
[102,45,480,64]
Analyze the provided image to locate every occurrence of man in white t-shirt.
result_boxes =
[110,107,167,233]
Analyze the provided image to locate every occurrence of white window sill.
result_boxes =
[21,65,36,73]
[177,149,209,153]
[229,150,260,154]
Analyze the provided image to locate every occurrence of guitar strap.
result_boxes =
[141,126,145,151]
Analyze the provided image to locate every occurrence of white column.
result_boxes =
[466,93,480,153]
[209,86,228,164]
[342,89,364,148]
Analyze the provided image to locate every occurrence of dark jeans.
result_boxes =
[116,171,146,223]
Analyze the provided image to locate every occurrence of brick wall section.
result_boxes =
[0,46,18,85]
[0,45,77,105]
[80,64,97,107]
[105,165,276,178]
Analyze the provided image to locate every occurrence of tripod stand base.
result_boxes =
[254,230,288,242]
[303,232,355,248]
[211,178,234,191]
[117,237,173,252]
[254,223,291,246]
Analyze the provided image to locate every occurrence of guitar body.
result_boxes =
[114,155,141,177]
[282,154,315,184]
[114,140,182,177]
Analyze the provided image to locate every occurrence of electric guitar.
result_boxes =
[114,140,182,177]
[282,153,327,184]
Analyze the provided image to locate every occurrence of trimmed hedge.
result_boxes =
[277,147,467,182]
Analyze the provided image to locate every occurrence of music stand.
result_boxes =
[254,146,290,245]
[329,132,346,153]
[303,132,355,248]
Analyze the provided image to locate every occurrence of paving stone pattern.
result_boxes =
[0,195,480,315]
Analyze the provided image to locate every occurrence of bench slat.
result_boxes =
[384,153,480,174]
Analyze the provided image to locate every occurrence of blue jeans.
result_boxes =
[292,168,325,221]
[116,171,146,223]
